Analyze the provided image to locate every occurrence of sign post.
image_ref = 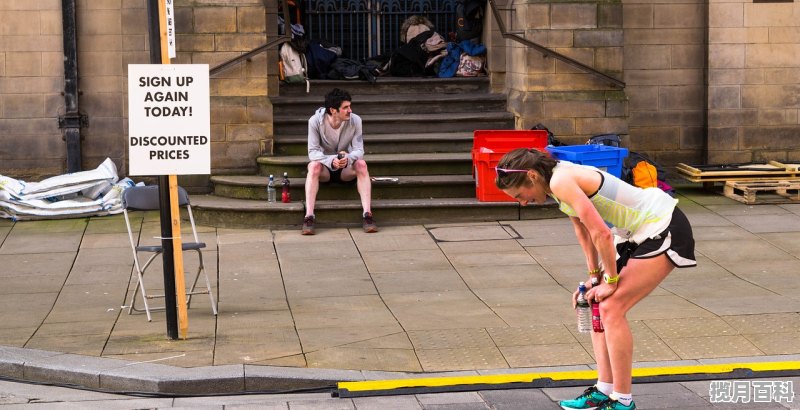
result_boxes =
[135,0,209,340]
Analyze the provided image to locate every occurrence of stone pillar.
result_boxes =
[502,0,626,145]
[623,0,706,166]
[707,1,800,164]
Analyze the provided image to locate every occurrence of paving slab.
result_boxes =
[437,239,523,254]
[372,269,469,294]
[382,291,507,331]
[429,224,512,241]
[362,249,454,273]
[298,326,409,352]
[456,263,555,290]
[726,213,800,233]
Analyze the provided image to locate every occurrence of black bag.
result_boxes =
[531,123,562,146]
[587,133,621,147]
[456,0,484,41]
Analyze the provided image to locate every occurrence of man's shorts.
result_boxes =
[616,207,696,271]
[325,168,357,185]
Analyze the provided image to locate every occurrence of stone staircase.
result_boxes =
[190,77,560,228]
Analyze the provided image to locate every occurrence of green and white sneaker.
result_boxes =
[599,398,636,410]
[559,386,610,410]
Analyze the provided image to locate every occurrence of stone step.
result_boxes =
[273,132,474,155]
[279,77,490,97]
[272,93,508,116]
[189,195,562,228]
[274,111,515,135]
[257,152,472,177]
[211,174,477,200]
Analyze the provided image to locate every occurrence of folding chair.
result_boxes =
[122,185,218,321]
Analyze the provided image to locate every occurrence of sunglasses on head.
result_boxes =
[495,167,529,178]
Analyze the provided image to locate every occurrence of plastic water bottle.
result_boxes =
[267,174,276,203]
[591,277,604,333]
[281,172,291,203]
[576,282,592,333]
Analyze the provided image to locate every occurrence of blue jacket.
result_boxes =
[438,40,487,78]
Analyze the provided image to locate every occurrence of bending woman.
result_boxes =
[495,148,696,410]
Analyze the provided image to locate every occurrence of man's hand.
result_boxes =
[333,152,348,169]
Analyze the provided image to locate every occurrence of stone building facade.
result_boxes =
[1,0,799,180]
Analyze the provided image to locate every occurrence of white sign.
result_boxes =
[165,0,176,58]
[128,64,210,176]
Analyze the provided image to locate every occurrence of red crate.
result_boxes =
[472,130,548,202]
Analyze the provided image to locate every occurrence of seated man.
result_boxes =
[302,88,377,235]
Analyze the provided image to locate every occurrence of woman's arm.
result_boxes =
[570,216,600,280]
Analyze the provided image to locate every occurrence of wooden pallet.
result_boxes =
[676,161,800,183]
[723,179,800,204]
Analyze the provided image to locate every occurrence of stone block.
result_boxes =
[681,126,705,150]
[5,52,41,76]
[44,93,62,116]
[39,10,62,35]
[598,4,622,29]
[238,6,266,33]
[659,85,704,111]
[79,51,123,76]
[176,34,215,52]
[24,353,132,389]
[212,105,248,124]
[624,45,670,70]
[742,84,800,109]
[758,110,797,125]
[707,126,739,148]
[80,34,123,52]
[742,126,800,149]
[709,86,741,110]
[630,110,703,127]
[525,4,550,29]
[623,4,652,29]
[625,69,704,86]
[576,117,629,136]
[654,4,705,29]
[1,76,62,94]
[747,44,800,68]
[215,34,266,51]
[527,73,614,92]
[708,109,758,127]
[628,126,680,151]
[122,34,146,51]
[744,3,796,27]
[672,44,705,69]
[709,3,743,28]
[544,100,605,118]
[554,47,595,74]
[211,124,226,142]
[0,11,40,35]
[82,92,123,118]
[764,68,800,84]
[227,124,266,141]
[0,35,62,53]
[551,3,597,30]
[574,30,622,48]
[626,86,659,111]
[244,365,364,392]
[709,44,745,69]
[655,149,703,167]
[211,141,260,170]
[769,27,800,44]
[709,69,745,85]
[174,7,193,33]
[194,7,237,34]
[525,29,572,48]
[624,28,705,46]
[78,9,122,35]
[101,363,245,394]
[0,94,44,118]
[0,118,57,135]
[708,150,752,165]
[595,47,622,72]
[121,8,147,34]
[753,150,788,163]
[605,100,628,119]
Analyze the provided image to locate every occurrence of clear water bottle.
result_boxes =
[576,282,592,333]
[267,174,276,203]
[281,172,291,203]
[590,277,604,333]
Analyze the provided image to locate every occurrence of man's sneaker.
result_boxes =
[598,398,635,410]
[559,386,610,410]
[362,212,378,233]
[301,215,315,235]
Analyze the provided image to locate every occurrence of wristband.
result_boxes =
[588,268,602,276]
[603,273,620,284]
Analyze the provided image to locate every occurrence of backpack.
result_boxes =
[622,151,674,195]
[279,42,309,90]
[456,0,484,41]
[532,123,562,146]
[587,133,621,147]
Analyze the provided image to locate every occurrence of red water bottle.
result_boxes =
[590,276,604,333]
[281,172,291,203]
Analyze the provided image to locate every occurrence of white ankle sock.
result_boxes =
[596,381,613,396]
[612,391,633,406]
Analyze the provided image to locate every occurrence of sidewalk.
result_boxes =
[1,185,800,394]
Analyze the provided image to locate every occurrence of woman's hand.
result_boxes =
[571,280,595,308]
[586,282,617,303]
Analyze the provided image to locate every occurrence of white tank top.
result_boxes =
[551,161,678,244]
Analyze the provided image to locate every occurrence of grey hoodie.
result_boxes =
[307,107,365,170]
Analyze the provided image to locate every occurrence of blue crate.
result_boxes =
[546,144,629,178]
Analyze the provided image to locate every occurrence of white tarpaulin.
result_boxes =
[0,158,136,221]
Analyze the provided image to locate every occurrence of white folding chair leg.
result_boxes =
[128,252,162,322]
[185,250,218,315]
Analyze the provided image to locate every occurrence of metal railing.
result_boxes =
[209,0,291,77]
[487,0,625,89]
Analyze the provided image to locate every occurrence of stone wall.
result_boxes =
[707,1,800,164]
[0,0,274,184]
[622,0,707,166]
[493,0,627,146]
